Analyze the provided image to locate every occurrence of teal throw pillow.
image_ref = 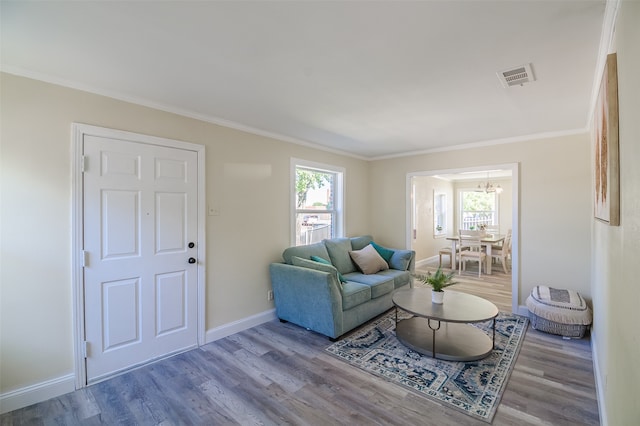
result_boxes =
[310,255,331,265]
[310,255,347,283]
[370,241,394,263]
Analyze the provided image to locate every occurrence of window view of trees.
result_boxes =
[295,167,337,245]
[460,190,497,229]
[295,169,330,208]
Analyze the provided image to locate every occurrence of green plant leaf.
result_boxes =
[412,267,458,292]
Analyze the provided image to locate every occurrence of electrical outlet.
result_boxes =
[267,290,274,301]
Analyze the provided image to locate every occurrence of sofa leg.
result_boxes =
[279,318,288,323]
[329,336,339,342]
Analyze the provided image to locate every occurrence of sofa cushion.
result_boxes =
[350,235,374,251]
[340,281,372,310]
[389,249,413,271]
[370,241,394,263]
[376,269,411,289]
[349,244,389,275]
[282,242,330,265]
[343,272,395,298]
[324,238,357,274]
[310,255,347,283]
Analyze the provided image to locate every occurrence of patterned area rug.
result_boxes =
[326,309,528,423]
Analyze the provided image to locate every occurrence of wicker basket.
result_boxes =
[525,286,592,339]
[528,311,589,338]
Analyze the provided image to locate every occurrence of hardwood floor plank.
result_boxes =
[200,378,277,426]
[493,404,556,426]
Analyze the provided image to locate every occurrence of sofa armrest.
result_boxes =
[269,263,344,339]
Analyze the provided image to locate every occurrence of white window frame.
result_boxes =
[433,191,447,237]
[458,188,500,230]
[291,158,345,246]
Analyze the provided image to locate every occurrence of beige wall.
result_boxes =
[591,2,640,424]
[411,176,454,263]
[0,73,370,394]
[369,134,592,309]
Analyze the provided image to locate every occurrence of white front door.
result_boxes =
[82,134,199,383]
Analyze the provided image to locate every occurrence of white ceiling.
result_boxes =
[0,1,607,159]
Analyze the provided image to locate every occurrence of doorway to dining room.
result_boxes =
[407,163,519,313]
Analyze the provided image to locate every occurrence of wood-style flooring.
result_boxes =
[2,260,600,425]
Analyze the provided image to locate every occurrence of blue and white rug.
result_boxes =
[325,310,528,423]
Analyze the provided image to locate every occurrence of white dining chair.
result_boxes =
[439,244,468,269]
[458,229,480,251]
[491,228,511,254]
[491,231,512,273]
[438,247,453,268]
[459,228,483,237]
[458,235,487,277]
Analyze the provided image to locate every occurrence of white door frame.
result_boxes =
[406,163,519,314]
[71,123,206,389]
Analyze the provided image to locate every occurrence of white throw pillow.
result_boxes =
[349,244,389,275]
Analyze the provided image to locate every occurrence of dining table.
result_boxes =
[446,233,505,274]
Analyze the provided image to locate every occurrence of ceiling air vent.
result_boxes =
[497,63,535,88]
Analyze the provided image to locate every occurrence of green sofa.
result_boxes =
[269,235,415,339]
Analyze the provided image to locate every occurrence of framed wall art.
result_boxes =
[593,53,620,226]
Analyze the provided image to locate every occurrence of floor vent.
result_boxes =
[497,63,535,88]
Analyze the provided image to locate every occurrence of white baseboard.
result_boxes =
[590,329,607,426]
[205,308,277,344]
[415,256,439,269]
[517,304,529,317]
[0,373,75,414]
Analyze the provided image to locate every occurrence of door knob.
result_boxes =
[188,257,196,264]
[188,242,195,248]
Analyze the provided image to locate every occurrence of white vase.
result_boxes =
[431,289,444,304]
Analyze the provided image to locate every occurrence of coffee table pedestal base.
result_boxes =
[396,317,493,361]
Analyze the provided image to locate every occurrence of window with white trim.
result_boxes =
[292,159,344,246]
[459,190,498,230]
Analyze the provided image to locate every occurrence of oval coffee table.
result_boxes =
[392,288,499,361]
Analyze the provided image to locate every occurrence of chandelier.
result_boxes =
[478,174,503,193]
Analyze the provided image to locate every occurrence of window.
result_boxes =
[292,159,344,246]
[434,192,447,236]
[459,190,498,230]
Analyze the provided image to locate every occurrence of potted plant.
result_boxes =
[414,268,458,304]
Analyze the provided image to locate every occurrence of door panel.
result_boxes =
[155,157,187,181]
[102,190,140,259]
[156,271,187,336]
[155,192,186,253]
[83,135,198,383]
[102,278,141,351]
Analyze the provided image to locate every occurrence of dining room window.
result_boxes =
[459,190,498,230]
